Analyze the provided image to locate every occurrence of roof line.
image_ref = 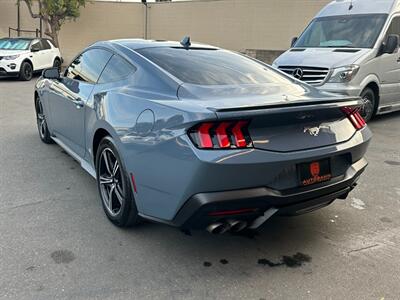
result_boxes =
[113,41,184,86]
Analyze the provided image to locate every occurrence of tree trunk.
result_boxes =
[44,20,60,48]
[21,0,60,48]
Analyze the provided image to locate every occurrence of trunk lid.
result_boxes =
[247,108,356,152]
[178,83,361,152]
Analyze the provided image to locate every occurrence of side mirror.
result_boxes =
[379,34,399,55]
[42,67,60,80]
[31,45,40,52]
[291,37,298,48]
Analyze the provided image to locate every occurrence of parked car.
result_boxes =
[273,0,400,122]
[34,38,371,234]
[0,37,62,81]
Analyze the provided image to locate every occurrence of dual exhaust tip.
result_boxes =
[206,220,247,235]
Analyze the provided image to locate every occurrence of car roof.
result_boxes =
[317,0,399,17]
[95,38,218,50]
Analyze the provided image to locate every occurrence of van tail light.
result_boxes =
[341,107,366,130]
[189,120,253,149]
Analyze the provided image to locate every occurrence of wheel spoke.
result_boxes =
[112,161,119,177]
[40,120,46,136]
[100,175,113,185]
[107,184,115,211]
[102,151,112,175]
[115,184,124,205]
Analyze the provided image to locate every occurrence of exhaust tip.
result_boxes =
[227,220,247,233]
[206,222,231,235]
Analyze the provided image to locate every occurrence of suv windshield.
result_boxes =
[0,38,31,50]
[295,14,388,48]
[137,47,291,85]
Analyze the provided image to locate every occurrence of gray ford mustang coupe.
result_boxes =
[34,38,371,234]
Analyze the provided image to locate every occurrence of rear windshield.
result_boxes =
[0,38,31,50]
[137,47,290,85]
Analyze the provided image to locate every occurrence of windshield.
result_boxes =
[137,47,292,85]
[295,14,388,48]
[0,38,31,50]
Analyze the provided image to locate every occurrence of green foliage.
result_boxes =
[40,0,86,21]
[21,0,86,47]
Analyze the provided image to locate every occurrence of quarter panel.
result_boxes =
[86,80,216,217]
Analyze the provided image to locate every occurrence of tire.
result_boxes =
[95,136,140,227]
[19,61,33,81]
[35,96,54,144]
[53,58,61,72]
[359,87,377,122]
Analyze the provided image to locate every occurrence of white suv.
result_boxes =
[0,37,62,81]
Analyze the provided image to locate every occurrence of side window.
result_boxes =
[98,54,137,83]
[386,16,400,44]
[40,40,51,50]
[46,39,56,48]
[64,49,112,84]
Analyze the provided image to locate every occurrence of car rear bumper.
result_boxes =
[168,158,367,229]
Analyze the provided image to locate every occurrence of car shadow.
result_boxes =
[115,210,332,276]
[369,110,400,123]
[0,74,41,82]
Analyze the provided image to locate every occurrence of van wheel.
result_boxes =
[19,62,33,81]
[360,87,376,122]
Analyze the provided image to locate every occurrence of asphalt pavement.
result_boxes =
[1,78,400,300]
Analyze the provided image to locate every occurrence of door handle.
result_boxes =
[72,98,84,109]
[397,57,400,63]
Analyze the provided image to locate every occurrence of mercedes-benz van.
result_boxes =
[273,0,400,121]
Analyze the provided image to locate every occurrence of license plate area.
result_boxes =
[297,159,332,186]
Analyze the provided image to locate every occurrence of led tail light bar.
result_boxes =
[188,120,253,149]
[341,107,366,130]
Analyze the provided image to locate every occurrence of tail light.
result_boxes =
[188,120,253,149]
[341,107,366,130]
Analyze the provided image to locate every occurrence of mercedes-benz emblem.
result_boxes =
[293,68,304,79]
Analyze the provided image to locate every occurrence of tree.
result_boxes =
[19,0,86,48]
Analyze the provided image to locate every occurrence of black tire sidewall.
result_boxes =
[360,88,376,122]
[20,62,33,81]
[95,136,139,227]
[53,59,61,71]
[35,96,53,144]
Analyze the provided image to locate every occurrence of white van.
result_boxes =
[273,0,400,121]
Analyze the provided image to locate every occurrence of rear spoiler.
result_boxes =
[208,98,362,118]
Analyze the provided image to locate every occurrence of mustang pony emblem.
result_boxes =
[303,125,330,136]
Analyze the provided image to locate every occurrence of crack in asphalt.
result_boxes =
[347,243,380,254]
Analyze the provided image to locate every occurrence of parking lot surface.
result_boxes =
[1,78,400,300]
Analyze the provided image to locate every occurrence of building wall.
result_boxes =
[0,0,330,64]
[147,0,330,52]
[0,0,144,63]
[0,1,40,38]
[58,1,144,62]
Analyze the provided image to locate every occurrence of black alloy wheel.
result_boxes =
[35,96,53,144]
[19,62,33,81]
[96,136,140,227]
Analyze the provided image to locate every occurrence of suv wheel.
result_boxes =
[96,136,140,227]
[53,58,61,72]
[19,62,33,81]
